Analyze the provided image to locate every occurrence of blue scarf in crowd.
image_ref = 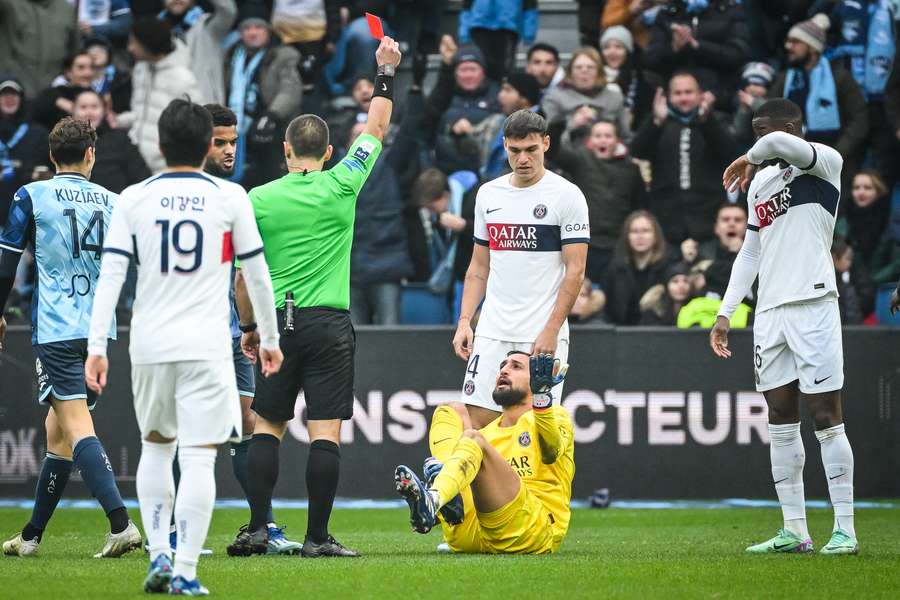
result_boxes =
[831,0,895,99]
[667,105,699,124]
[227,46,266,183]
[0,123,29,181]
[159,5,205,39]
[784,59,841,133]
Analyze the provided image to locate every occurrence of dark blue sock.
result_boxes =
[23,453,73,541]
[73,436,127,532]
[231,439,275,524]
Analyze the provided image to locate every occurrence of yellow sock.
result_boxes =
[429,406,464,462]
[432,437,483,509]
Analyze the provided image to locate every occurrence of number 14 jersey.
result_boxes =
[0,173,117,345]
[104,172,264,365]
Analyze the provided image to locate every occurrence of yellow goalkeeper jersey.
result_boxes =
[480,406,576,540]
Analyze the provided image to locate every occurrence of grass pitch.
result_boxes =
[1,506,898,599]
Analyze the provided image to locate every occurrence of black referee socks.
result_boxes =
[306,439,341,544]
[247,434,281,532]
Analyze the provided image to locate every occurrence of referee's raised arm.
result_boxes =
[227,36,403,559]
[362,36,402,141]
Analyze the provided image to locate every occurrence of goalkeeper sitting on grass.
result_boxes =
[394,352,575,554]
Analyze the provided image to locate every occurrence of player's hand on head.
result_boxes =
[452,319,474,360]
[259,346,283,377]
[723,154,757,194]
[709,315,732,359]
[376,36,402,67]
[84,355,109,394]
[241,330,260,364]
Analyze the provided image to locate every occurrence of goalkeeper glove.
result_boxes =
[529,354,568,409]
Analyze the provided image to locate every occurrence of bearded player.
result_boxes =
[712,98,857,555]
[394,352,574,554]
[451,110,588,429]
[196,104,302,555]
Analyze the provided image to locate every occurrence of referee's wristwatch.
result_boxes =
[239,322,257,333]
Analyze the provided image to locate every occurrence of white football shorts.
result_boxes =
[752,298,844,394]
[459,333,569,412]
[131,358,242,446]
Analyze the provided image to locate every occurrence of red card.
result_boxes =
[365,12,384,39]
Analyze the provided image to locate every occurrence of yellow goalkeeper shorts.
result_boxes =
[442,482,557,555]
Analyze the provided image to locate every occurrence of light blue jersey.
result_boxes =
[0,173,117,344]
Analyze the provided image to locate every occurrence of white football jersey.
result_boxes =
[473,170,590,342]
[746,142,842,313]
[104,172,264,364]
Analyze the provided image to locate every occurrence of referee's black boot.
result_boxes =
[300,534,360,558]
[226,525,268,557]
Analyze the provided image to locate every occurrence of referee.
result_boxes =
[227,37,402,558]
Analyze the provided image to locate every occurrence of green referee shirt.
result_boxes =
[247,134,382,310]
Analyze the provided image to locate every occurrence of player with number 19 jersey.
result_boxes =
[104,172,262,365]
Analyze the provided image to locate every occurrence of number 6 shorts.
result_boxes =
[460,334,569,412]
[752,298,844,395]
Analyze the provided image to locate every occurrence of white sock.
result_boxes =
[816,423,855,538]
[768,423,809,540]
[173,446,217,581]
[136,440,177,560]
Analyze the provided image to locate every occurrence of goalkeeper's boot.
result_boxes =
[143,553,173,593]
[819,530,859,555]
[267,525,303,555]
[395,465,437,534]
[95,520,143,558]
[745,528,813,554]
[422,457,464,526]
[226,524,268,557]
[2,533,40,556]
[168,575,209,596]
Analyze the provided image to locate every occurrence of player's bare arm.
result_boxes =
[453,244,489,360]
[361,36,402,142]
[533,243,585,357]
[234,269,259,363]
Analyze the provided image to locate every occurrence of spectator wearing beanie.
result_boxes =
[459,0,539,82]
[601,25,657,131]
[542,47,631,145]
[455,72,542,181]
[730,62,775,151]
[770,14,869,167]
[0,77,51,226]
[224,14,303,189]
[422,36,501,175]
[644,0,750,112]
[159,0,237,105]
[630,72,736,244]
[118,18,201,173]
[546,118,646,281]
[0,0,79,99]
[639,262,693,326]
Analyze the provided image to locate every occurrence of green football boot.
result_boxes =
[819,529,859,555]
[746,528,814,554]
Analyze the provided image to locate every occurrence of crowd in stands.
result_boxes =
[2,0,900,327]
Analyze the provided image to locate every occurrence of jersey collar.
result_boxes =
[54,171,87,179]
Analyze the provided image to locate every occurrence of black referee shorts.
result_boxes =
[252,307,356,423]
